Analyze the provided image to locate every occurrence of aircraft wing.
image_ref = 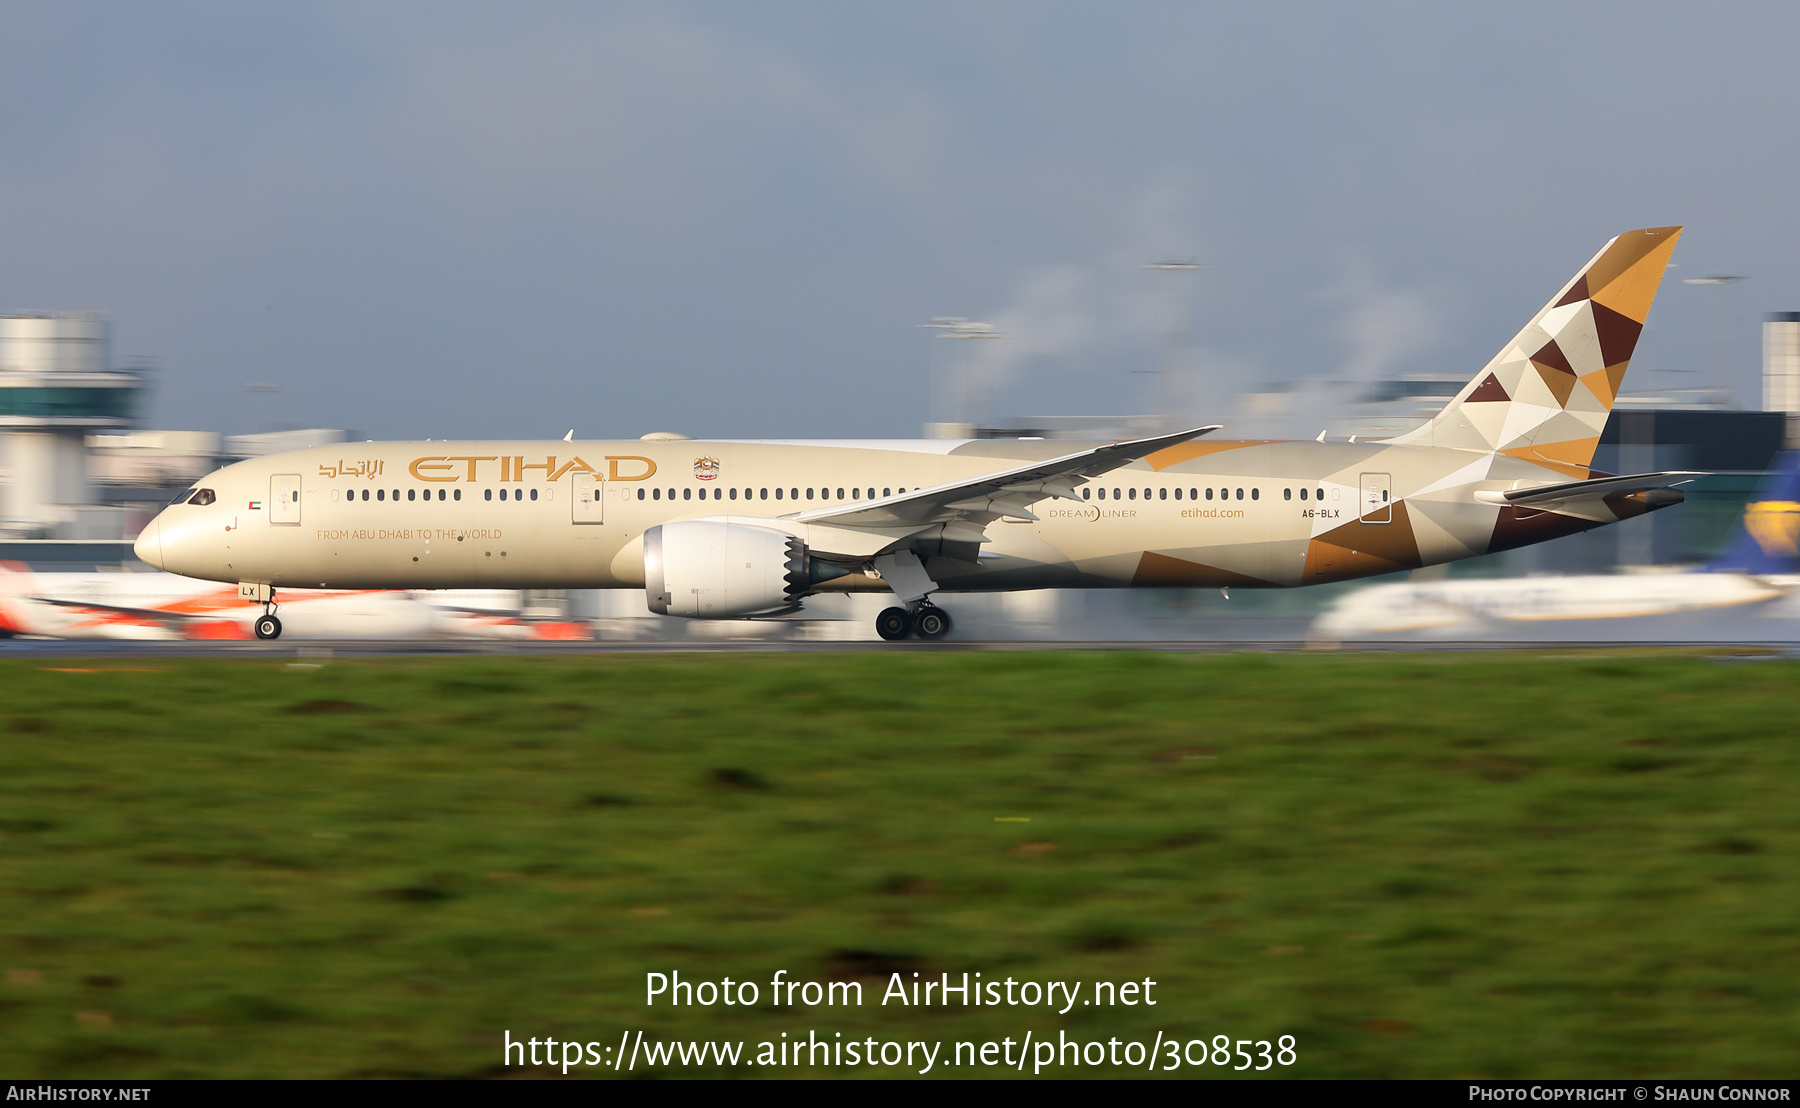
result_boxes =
[30,596,205,631]
[790,425,1222,537]
[1477,471,1705,507]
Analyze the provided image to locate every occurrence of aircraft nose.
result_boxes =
[133,517,165,570]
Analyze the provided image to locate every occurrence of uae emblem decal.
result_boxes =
[693,456,721,481]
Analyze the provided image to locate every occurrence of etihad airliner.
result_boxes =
[136,227,1697,641]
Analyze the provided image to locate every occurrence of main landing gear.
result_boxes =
[875,602,952,642]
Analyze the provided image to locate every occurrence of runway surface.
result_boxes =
[2,637,1796,658]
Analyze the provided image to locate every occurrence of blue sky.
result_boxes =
[1,2,1793,439]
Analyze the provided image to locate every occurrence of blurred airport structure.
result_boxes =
[6,303,1800,641]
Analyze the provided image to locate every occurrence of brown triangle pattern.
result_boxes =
[1302,501,1422,582]
[1466,373,1510,404]
[1531,337,1576,377]
[1534,363,1578,407]
[1131,551,1274,588]
[1590,300,1645,367]
[1553,274,1590,308]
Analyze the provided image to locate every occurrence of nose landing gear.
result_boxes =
[251,587,282,640]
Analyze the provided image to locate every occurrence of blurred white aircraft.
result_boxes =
[1311,451,1800,639]
[0,566,589,641]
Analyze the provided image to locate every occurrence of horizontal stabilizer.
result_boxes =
[1475,471,1703,507]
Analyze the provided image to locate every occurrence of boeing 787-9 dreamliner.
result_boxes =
[136,227,1698,641]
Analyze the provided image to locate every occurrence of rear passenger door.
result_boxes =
[1359,472,1392,524]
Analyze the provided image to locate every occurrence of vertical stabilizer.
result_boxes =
[1388,227,1682,475]
[1705,451,1800,574]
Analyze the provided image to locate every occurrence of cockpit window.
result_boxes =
[186,488,216,506]
[169,487,198,505]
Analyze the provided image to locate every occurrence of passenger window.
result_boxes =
[1082,487,1090,500]
[189,488,216,506]
[791,488,799,499]
[760,488,768,500]
[883,488,891,497]
[440,489,447,501]
[1236,488,1244,500]
[408,488,416,501]
[775,488,783,500]
[729,488,737,500]
[1283,488,1291,500]
[531,488,539,501]
[377,489,385,501]
[836,488,844,499]
[806,488,814,500]
[362,489,370,501]
[682,488,691,501]
[1129,488,1136,500]
[1318,488,1325,500]
[294,490,301,503]
[1189,488,1197,500]
[1173,488,1181,500]
[1251,488,1259,500]
[1300,487,1307,500]
[1158,488,1166,500]
[1382,490,1389,502]
[486,488,494,501]
[1205,488,1213,501]
[652,488,660,500]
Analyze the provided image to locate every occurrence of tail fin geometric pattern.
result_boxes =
[1388,227,1682,475]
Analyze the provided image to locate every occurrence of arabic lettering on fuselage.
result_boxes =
[317,459,386,480]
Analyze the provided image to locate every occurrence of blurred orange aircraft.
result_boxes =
[0,564,590,640]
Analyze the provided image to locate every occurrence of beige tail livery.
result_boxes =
[1389,227,1681,476]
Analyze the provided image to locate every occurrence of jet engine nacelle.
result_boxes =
[644,520,834,618]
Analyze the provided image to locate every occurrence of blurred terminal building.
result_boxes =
[0,311,349,568]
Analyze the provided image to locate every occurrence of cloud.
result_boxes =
[946,176,1212,421]
[1327,254,1441,386]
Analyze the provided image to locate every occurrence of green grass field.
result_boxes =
[1,651,1796,1078]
